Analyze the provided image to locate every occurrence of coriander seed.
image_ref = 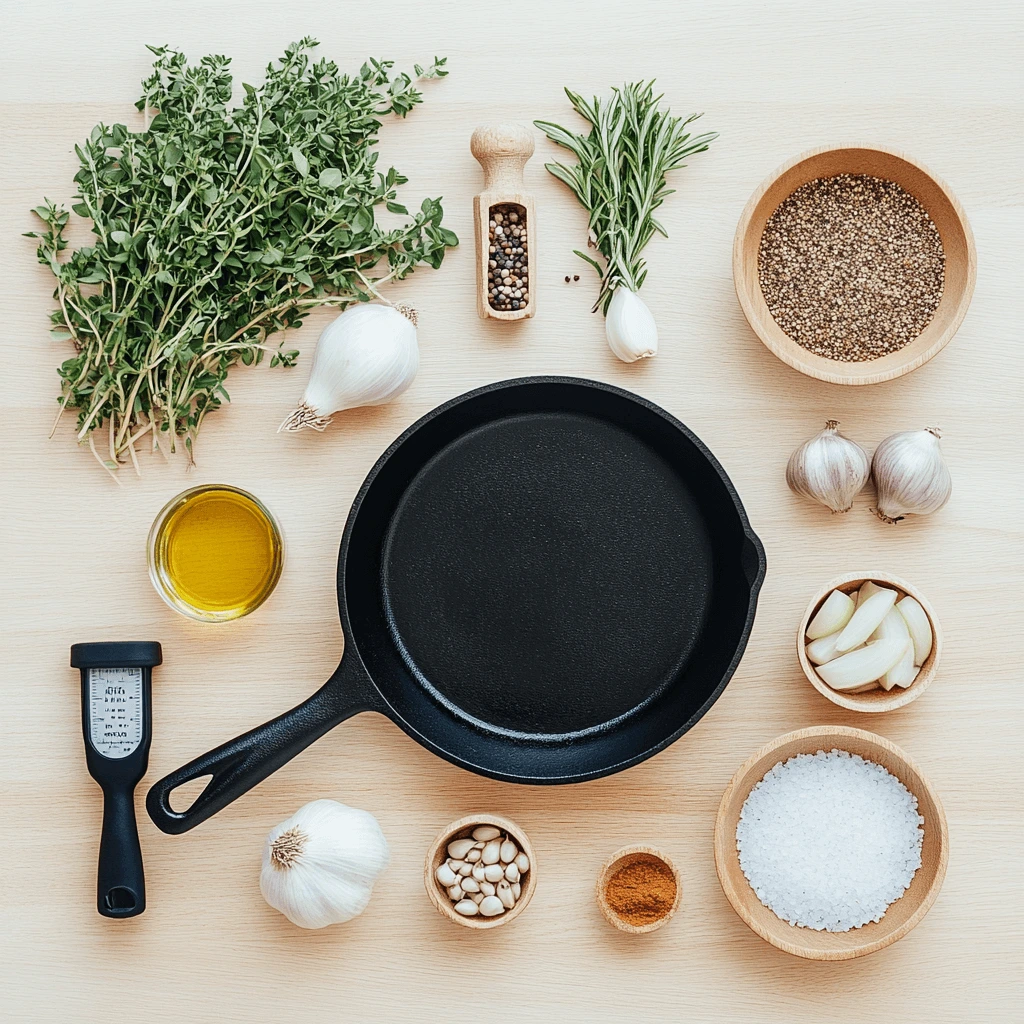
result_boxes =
[757,174,945,362]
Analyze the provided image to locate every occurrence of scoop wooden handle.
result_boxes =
[471,123,535,192]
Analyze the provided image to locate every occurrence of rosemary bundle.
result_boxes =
[535,82,716,360]
[29,39,457,474]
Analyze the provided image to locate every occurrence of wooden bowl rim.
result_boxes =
[733,143,977,385]
[595,844,682,934]
[797,572,942,712]
[423,814,537,929]
[714,725,949,960]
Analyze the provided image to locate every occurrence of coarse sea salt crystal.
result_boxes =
[735,748,924,932]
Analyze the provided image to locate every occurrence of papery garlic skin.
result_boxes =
[260,799,389,929]
[786,421,869,513]
[872,427,951,523]
[605,287,658,362]
[280,303,419,432]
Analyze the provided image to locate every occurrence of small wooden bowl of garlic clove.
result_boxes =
[797,572,941,713]
[424,814,537,929]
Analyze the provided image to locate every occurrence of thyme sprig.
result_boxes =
[535,82,716,314]
[28,39,456,475]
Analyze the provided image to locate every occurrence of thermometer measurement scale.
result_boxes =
[71,642,161,918]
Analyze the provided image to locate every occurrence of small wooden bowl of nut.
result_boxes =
[798,572,941,713]
[424,814,536,929]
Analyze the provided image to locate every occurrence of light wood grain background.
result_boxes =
[2,1,1022,1021]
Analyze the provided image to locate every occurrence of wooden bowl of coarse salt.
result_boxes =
[714,726,948,960]
[734,145,976,385]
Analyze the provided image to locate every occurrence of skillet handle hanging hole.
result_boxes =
[167,775,213,814]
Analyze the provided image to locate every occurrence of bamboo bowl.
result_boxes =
[714,726,948,960]
[733,145,976,385]
[596,845,681,934]
[798,572,941,713]
[424,814,537,929]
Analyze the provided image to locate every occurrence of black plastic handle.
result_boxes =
[97,783,146,917]
[146,656,379,835]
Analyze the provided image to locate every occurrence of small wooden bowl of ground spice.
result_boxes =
[734,145,976,385]
[596,846,680,934]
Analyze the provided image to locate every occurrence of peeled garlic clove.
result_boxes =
[480,881,496,896]
[499,840,518,864]
[461,877,481,893]
[466,849,482,863]
[435,863,458,887]
[483,863,505,883]
[472,864,486,881]
[515,852,530,873]
[816,638,907,690]
[805,631,845,666]
[448,884,464,901]
[806,589,856,640]
[454,899,480,916]
[870,606,911,645]
[605,286,658,362]
[481,840,501,865]
[895,666,921,690]
[786,420,870,514]
[504,862,520,883]
[478,895,505,917]
[472,826,501,842]
[895,596,933,665]
[512,882,521,900]
[471,892,484,905]
[872,427,952,523]
[448,839,475,860]
[496,880,515,909]
[457,862,473,876]
[834,588,898,652]
[857,581,885,607]
[881,639,916,690]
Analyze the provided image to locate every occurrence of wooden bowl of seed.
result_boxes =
[424,814,537,929]
[734,145,976,385]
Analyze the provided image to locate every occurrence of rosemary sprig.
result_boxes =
[27,40,457,474]
[535,82,717,313]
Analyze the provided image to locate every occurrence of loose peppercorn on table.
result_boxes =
[1,1,1022,1022]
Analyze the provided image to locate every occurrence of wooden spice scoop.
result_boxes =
[471,123,537,321]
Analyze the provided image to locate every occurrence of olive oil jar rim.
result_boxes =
[147,483,284,624]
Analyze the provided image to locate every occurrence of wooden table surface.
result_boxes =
[2,1,1022,1020]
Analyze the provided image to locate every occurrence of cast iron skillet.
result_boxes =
[148,377,766,834]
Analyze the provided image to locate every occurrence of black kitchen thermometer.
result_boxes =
[71,641,161,918]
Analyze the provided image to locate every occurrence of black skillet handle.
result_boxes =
[97,782,146,917]
[146,656,379,835]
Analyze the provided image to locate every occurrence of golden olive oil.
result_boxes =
[149,485,283,621]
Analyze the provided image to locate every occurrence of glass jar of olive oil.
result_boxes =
[148,485,283,622]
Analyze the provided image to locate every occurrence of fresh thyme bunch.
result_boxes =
[535,82,716,361]
[29,39,457,474]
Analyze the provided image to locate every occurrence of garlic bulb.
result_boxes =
[279,303,419,432]
[786,420,869,513]
[260,799,389,929]
[604,287,658,362]
[872,427,951,523]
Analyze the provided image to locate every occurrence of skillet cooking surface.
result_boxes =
[382,411,712,738]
